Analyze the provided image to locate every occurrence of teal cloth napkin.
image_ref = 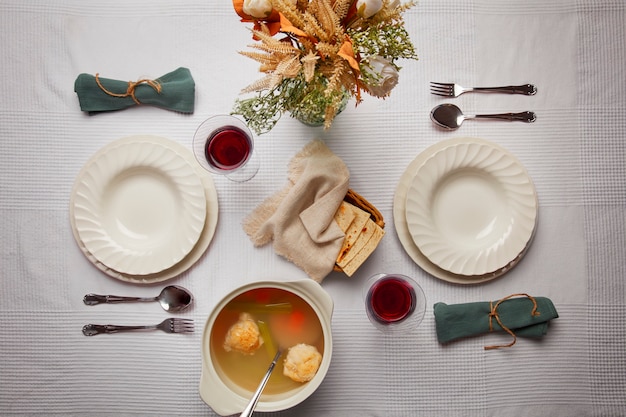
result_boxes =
[74,67,195,114]
[434,294,559,349]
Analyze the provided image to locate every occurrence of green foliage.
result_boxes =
[348,23,418,65]
[232,74,347,134]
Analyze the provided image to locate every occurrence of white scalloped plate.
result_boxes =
[70,135,219,284]
[405,139,537,276]
[394,138,537,284]
[72,137,207,275]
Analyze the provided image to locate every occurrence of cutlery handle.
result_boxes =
[474,111,536,123]
[82,324,153,336]
[240,350,282,417]
[83,293,154,305]
[473,84,537,95]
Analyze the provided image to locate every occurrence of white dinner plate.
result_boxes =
[70,135,219,283]
[71,135,208,276]
[405,140,537,276]
[394,137,538,284]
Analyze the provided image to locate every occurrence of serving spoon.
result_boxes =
[240,349,283,417]
[430,104,536,130]
[83,285,194,313]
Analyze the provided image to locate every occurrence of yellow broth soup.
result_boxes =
[209,287,324,395]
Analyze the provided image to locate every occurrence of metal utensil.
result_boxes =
[430,82,537,97]
[82,318,194,336]
[83,285,194,312]
[430,104,536,130]
[240,350,282,417]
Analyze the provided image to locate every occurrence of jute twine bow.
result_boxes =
[485,293,540,350]
[94,73,162,105]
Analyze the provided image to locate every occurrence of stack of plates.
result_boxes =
[394,137,538,284]
[70,135,219,284]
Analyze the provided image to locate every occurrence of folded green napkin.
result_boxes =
[434,294,559,349]
[74,67,195,114]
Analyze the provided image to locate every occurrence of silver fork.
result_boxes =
[82,318,194,336]
[430,82,537,97]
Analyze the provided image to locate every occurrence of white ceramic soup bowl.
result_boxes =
[199,279,334,415]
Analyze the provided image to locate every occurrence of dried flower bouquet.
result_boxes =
[232,0,418,134]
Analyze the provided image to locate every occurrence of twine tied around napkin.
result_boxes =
[94,73,162,105]
[434,294,559,350]
[243,140,349,283]
[486,293,540,350]
[74,67,195,113]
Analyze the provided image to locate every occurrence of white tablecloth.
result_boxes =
[1,0,625,416]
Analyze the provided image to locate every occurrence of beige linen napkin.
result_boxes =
[243,140,349,282]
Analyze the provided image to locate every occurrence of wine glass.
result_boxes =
[192,115,259,182]
[363,273,426,333]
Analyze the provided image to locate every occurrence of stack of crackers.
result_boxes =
[333,190,385,277]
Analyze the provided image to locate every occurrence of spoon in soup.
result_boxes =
[83,285,194,313]
[240,349,283,417]
[430,103,536,130]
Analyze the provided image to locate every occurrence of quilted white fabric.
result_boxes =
[0,0,624,415]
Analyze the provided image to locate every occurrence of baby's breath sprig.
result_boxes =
[348,24,418,65]
[233,73,349,134]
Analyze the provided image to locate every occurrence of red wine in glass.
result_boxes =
[204,126,251,171]
[366,276,416,324]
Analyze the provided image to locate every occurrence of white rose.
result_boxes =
[362,56,399,98]
[243,0,273,18]
[356,0,383,19]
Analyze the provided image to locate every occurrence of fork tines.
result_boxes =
[429,82,455,97]
[171,318,195,333]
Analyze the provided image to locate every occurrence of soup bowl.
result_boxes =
[199,279,334,415]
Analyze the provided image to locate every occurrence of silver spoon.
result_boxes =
[83,285,194,313]
[430,103,536,130]
[240,349,282,417]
